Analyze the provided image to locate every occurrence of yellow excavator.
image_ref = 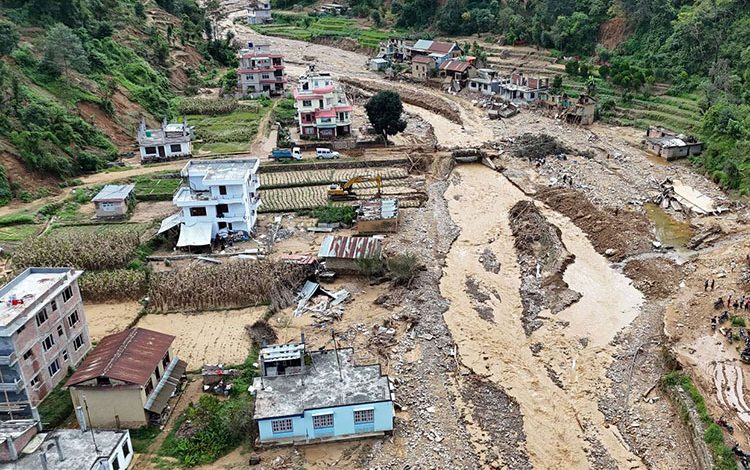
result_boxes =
[327,175,382,200]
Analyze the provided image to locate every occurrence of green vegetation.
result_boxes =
[38,381,74,429]
[130,425,162,454]
[663,372,736,470]
[311,205,355,225]
[387,252,420,284]
[252,14,394,49]
[159,350,258,466]
[0,224,39,242]
[0,212,35,227]
[356,256,385,278]
[187,99,273,154]
[365,91,407,142]
[272,98,297,126]
[0,165,11,206]
[131,175,181,201]
[731,316,747,327]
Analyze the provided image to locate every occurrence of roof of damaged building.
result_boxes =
[9,429,127,470]
[66,328,175,387]
[318,235,382,259]
[252,347,391,419]
[0,268,82,334]
[180,158,260,182]
[357,198,399,221]
[440,60,472,73]
[411,55,434,64]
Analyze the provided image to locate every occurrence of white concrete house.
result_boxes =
[247,0,272,24]
[137,117,194,162]
[159,159,261,248]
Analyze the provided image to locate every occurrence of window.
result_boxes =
[112,456,120,470]
[261,73,270,79]
[29,375,40,388]
[302,100,312,107]
[62,286,73,303]
[154,366,161,380]
[144,146,157,155]
[16,324,25,334]
[354,409,374,424]
[218,186,227,195]
[36,309,48,327]
[68,311,79,328]
[163,352,170,367]
[22,349,33,360]
[189,207,207,217]
[62,350,69,362]
[122,440,131,458]
[170,144,182,153]
[145,379,154,396]
[42,334,55,352]
[312,414,334,429]
[216,203,229,217]
[57,325,64,337]
[271,418,293,433]
[48,359,60,377]
[73,334,85,351]
[50,300,58,312]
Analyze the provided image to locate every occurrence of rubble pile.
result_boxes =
[245,320,278,348]
[512,133,571,162]
[509,200,581,334]
[623,258,683,299]
[537,187,653,261]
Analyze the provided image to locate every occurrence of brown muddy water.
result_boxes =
[643,202,694,253]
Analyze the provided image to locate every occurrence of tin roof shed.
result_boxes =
[317,235,382,259]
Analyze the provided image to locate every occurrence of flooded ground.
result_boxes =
[644,202,694,253]
[441,164,644,469]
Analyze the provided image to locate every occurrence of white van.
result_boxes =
[315,148,340,159]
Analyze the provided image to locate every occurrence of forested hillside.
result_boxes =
[303,0,750,192]
[0,0,235,205]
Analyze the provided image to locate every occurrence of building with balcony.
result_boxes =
[158,159,261,249]
[247,0,272,24]
[137,116,194,162]
[252,341,394,445]
[0,268,90,421]
[237,44,286,97]
[66,328,186,428]
[294,66,352,139]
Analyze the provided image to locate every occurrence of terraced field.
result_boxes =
[259,167,409,189]
[251,16,392,49]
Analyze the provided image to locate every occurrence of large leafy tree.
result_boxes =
[0,20,19,56]
[364,91,407,145]
[41,23,89,79]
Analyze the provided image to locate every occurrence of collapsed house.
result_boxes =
[411,55,436,80]
[356,199,400,233]
[656,178,725,216]
[468,69,503,96]
[498,73,549,104]
[541,93,596,125]
[408,40,463,66]
[377,37,412,62]
[439,60,477,91]
[91,184,135,219]
[158,159,261,250]
[645,127,703,161]
[1,423,133,469]
[65,328,187,428]
[137,117,194,163]
[251,340,394,445]
[317,235,383,272]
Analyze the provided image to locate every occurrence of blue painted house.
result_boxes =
[252,343,394,445]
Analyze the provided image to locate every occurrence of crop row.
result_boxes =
[260,180,415,212]
[259,167,408,189]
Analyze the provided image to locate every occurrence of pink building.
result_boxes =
[0,268,91,421]
[237,44,286,98]
[293,66,352,139]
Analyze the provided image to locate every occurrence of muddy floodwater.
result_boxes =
[441,164,644,469]
[644,202,694,253]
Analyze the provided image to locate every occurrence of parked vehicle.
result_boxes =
[270,147,302,161]
[316,148,340,159]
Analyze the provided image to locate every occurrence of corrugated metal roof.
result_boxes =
[260,343,305,362]
[428,41,456,54]
[91,184,135,202]
[66,328,175,387]
[412,39,433,51]
[440,60,472,73]
[317,235,382,259]
[176,222,213,247]
[412,55,434,64]
[144,358,186,413]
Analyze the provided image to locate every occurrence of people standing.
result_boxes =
[705,279,709,291]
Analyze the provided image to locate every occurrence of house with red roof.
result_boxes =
[408,39,463,66]
[66,328,186,428]
[294,65,352,139]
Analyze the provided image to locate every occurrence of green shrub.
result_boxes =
[130,426,162,453]
[731,316,746,327]
[0,165,11,206]
[356,256,384,278]
[38,381,73,429]
[0,213,35,227]
[311,205,354,225]
[387,252,420,284]
[273,98,297,125]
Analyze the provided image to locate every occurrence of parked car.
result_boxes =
[270,147,303,161]
[316,148,340,159]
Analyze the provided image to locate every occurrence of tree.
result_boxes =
[42,24,89,79]
[551,75,563,92]
[0,20,19,56]
[371,9,382,27]
[364,91,407,145]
